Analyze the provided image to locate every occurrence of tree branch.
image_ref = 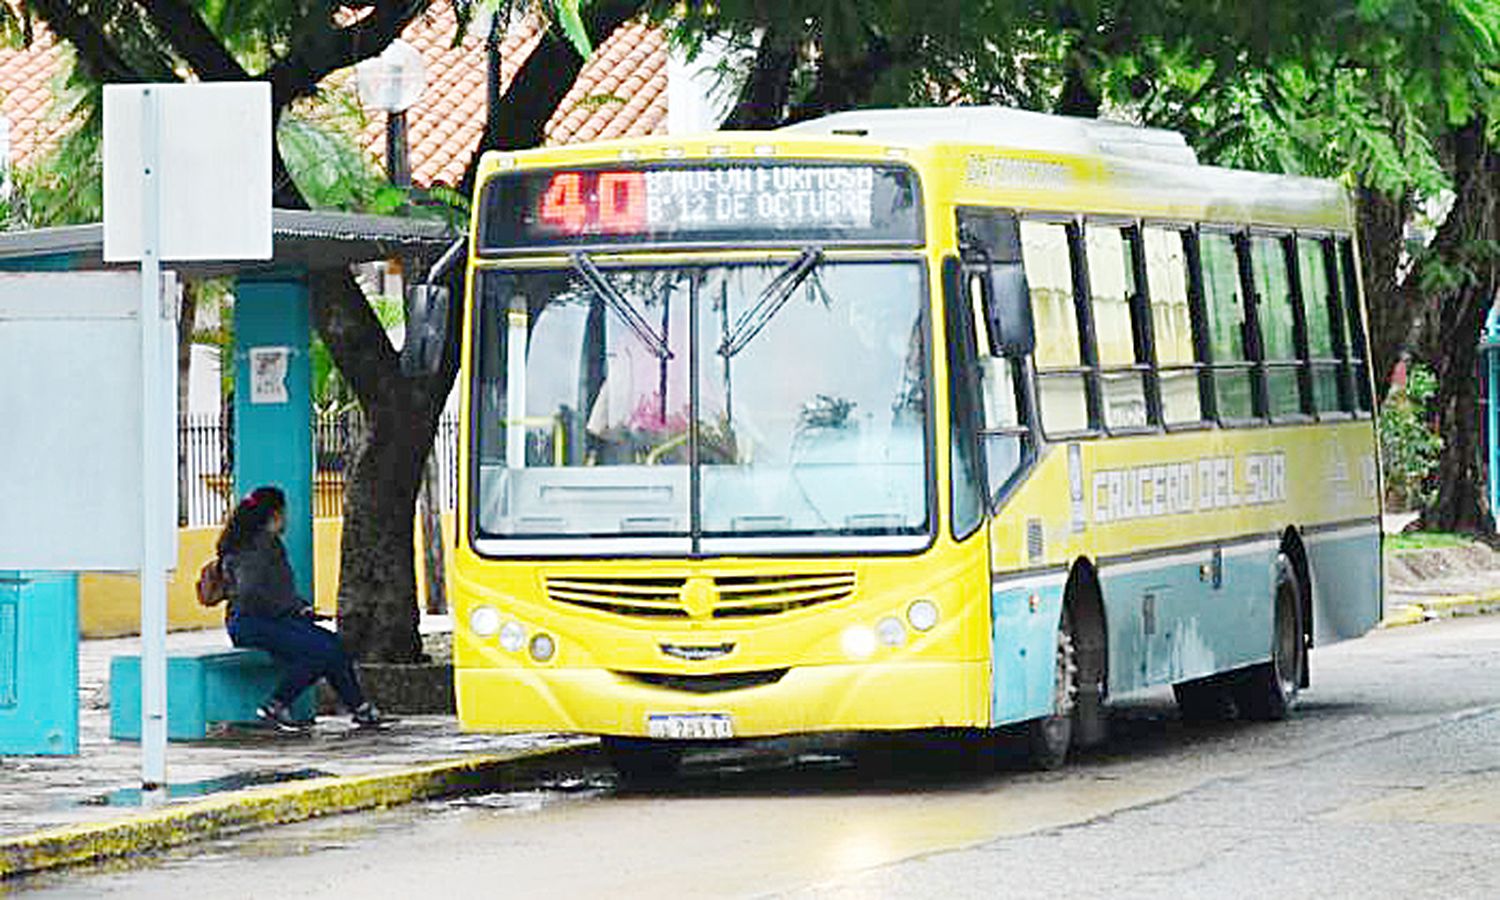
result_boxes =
[27,0,155,82]
[136,0,250,80]
[459,0,643,197]
[264,0,431,112]
[308,267,403,407]
[721,24,798,129]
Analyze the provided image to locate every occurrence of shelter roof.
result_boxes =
[0,209,456,277]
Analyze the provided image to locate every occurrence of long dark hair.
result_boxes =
[217,485,286,555]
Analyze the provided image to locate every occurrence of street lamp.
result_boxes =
[355,39,428,187]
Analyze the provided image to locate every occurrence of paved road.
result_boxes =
[18,615,1500,898]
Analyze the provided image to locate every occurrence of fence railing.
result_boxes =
[178,411,460,527]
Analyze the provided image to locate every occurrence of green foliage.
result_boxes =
[276,103,408,215]
[1380,363,1444,511]
[1385,530,1475,550]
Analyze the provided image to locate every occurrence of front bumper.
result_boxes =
[457,660,989,737]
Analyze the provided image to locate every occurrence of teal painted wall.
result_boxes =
[232,275,314,601]
[0,572,79,755]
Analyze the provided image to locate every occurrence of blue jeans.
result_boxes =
[228,613,365,711]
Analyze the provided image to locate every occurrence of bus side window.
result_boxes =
[1199,231,1255,422]
[955,208,1032,507]
[1249,234,1307,418]
[1021,219,1091,435]
[1336,237,1374,413]
[1142,227,1204,425]
[1084,223,1149,430]
[1297,237,1346,414]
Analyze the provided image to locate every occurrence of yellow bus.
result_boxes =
[453,107,1382,774]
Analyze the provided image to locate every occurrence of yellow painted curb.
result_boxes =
[0,740,590,880]
[1379,606,1426,629]
[1379,589,1500,628]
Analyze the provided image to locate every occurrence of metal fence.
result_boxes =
[178,411,460,527]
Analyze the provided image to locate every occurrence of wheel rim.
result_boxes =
[1044,626,1079,737]
[1273,581,1299,698]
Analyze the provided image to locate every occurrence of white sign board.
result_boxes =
[0,272,177,570]
[102,83,272,262]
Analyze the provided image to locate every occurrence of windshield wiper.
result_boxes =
[570,251,673,360]
[718,247,823,358]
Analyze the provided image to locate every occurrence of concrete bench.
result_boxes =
[110,647,315,741]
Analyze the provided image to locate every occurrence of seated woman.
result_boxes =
[218,486,384,731]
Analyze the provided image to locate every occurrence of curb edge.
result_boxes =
[0,739,592,881]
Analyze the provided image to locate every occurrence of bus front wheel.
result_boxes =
[1234,554,1305,721]
[1026,610,1078,770]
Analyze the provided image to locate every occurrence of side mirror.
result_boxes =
[984,263,1035,357]
[401,284,450,376]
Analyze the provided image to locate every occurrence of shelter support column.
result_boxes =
[233,274,314,601]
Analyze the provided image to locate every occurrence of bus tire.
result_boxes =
[1025,609,1078,770]
[1234,554,1304,721]
[1173,674,1236,722]
[603,737,683,782]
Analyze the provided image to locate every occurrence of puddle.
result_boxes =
[80,768,334,807]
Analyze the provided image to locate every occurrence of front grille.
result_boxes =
[618,669,789,693]
[544,572,856,620]
[544,577,688,618]
[712,573,856,617]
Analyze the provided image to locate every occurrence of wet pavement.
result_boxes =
[14,614,1500,898]
[0,621,574,841]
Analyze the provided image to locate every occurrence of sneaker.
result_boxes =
[256,700,311,733]
[351,702,389,728]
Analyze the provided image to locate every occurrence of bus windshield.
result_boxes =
[471,256,930,552]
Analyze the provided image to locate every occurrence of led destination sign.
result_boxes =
[480,162,920,251]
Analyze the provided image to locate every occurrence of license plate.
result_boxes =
[646,713,734,740]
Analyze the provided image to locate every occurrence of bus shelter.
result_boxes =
[0,210,453,754]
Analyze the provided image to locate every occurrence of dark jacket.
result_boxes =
[225,531,307,619]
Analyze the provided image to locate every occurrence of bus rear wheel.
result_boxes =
[1234,554,1304,721]
[603,737,683,782]
[1026,611,1078,770]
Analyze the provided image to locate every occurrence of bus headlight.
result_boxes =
[876,616,907,647]
[841,626,877,660]
[469,605,500,638]
[529,633,557,662]
[907,600,939,632]
[499,621,527,653]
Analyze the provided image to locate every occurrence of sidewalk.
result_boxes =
[0,619,587,878]
[1382,540,1500,627]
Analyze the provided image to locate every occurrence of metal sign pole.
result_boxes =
[138,86,168,795]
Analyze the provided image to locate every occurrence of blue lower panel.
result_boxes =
[1101,548,1276,697]
[0,572,78,756]
[1306,531,1381,644]
[992,582,1065,725]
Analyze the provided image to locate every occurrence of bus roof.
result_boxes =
[476,106,1353,230]
[781,107,1200,167]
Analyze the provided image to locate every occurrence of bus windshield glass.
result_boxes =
[471,257,930,550]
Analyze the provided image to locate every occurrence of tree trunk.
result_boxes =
[721,25,799,129]
[309,267,455,661]
[419,451,447,614]
[1417,118,1499,535]
[176,280,199,525]
[1356,183,1415,395]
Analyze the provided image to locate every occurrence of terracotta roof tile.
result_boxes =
[0,25,75,169]
[0,0,677,193]
[350,3,546,188]
[545,21,668,146]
